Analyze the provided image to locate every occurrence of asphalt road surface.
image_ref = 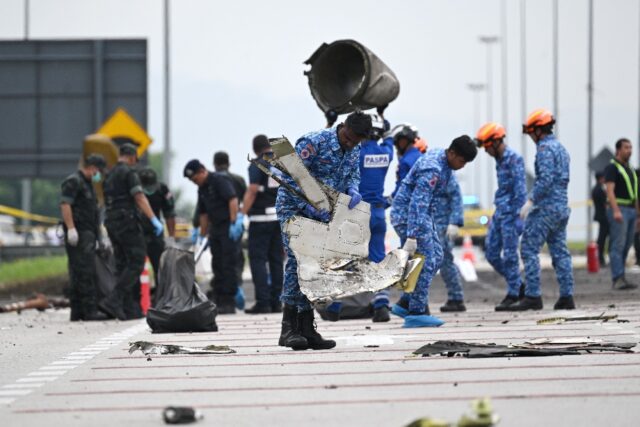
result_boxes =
[1,266,639,426]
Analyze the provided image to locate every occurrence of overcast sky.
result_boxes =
[1,0,639,239]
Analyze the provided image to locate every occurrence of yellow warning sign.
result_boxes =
[96,108,153,157]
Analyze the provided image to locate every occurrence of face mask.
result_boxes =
[92,171,102,183]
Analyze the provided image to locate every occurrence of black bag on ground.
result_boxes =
[316,292,374,320]
[147,247,218,333]
[95,246,116,301]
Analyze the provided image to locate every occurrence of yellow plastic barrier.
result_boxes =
[0,204,59,225]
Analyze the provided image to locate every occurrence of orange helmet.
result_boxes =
[414,137,428,153]
[523,108,555,133]
[475,122,506,147]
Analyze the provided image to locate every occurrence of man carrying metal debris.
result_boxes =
[60,154,108,321]
[433,174,466,312]
[512,109,575,311]
[474,122,527,311]
[276,111,372,350]
[390,135,477,327]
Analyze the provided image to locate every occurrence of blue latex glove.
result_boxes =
[191,228,200,244]
[302,204,331,222]
[347,187,362,209]
[150,217,164,237]
[229,222,243,241]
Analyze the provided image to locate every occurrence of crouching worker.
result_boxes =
[276,111,372,350]
[390,135,477,327]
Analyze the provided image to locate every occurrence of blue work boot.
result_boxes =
[235,286,245,310]
[403,314,445,328]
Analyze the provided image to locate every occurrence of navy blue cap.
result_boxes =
[183,159,205,178]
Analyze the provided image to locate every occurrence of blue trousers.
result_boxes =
[607,206,637,280]
[520,207,574,298]
[408,223,444,313]
[280,233,312,312]
[369,207,387,263]
[436,227,463,301]
[485,215,522,296]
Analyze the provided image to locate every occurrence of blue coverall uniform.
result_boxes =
[521,135,574,298]
[276,127,361,312]
[391,148,452,314]
[358,136,394,309]
[392,145,422,198]
[433,174,464,302]
[485,146,527,296]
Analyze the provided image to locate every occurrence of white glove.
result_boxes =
[402,238,417,256]
[446,224,459,238]
[67,228,79,246]
[519,200,533,220]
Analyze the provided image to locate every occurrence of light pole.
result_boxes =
[587,0,594,243]
[163,0,172,186]
[520,0,528,168]
[553,0,559,135]
[467,83,486,202]
[479,36,499,208]
[501,0,509,134]
[479,36,500,121]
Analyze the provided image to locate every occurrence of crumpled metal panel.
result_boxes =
[270,137,334,211]
[268,137,417,303]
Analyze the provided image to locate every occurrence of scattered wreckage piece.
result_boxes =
[537,313,620,325]
[413,340,636,358]
[405,398,499,427]
[128,341,235,356]
[0,293,69,314]
[260,137,421,303]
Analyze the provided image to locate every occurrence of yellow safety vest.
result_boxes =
[611,159,638,206]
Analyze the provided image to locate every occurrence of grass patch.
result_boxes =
[0,255,67,286]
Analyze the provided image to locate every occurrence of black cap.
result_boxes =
[85,154,106,170]
[213,151,229,167]
[139,167,160,192]
[183,159,205,178]
[119,142,138,157]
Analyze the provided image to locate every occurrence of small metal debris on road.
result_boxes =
[413,339,636,358]
[0,293,69,314]
[536,312,621,325]
[128,341,235,356]
[405,398,500,427]
[163,406,203,424]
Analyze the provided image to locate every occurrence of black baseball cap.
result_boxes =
[183,159,205,178]
[119,142,138,157]
[139,167,160,192]
[85,154,106,170]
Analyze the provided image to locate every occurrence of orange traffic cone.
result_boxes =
[462,235,476,264]
[140,257,151,315]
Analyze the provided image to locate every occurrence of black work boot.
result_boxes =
[99,292,127,321]
[505,296,543,311]
[217,295,237,315]
[278,305,308,350]
[518,283,526,299]
[83,310,110,321]
[271,302,283,313]
[298,309,336,350]
[553,295,576,310]
[495,294,519,311]
[372,305,391,322]
[440,300,467,313]
[244,303,271,314]
[123,293,144,320]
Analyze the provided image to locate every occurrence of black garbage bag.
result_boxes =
[147,247,218,333]
[95,246,116,301]
[316,292,374,320]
